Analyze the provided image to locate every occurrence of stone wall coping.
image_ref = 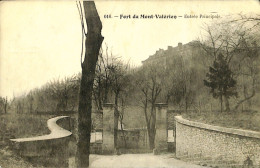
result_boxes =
[10,116,72,142]
[175,116,260,139]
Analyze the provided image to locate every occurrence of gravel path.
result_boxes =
[69,154,207,168]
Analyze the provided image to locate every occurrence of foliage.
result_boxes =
[93,45,113,110]
[204,53,238,112]
[0,96,8,114]
[182,110,260,132]
[8,75,80,114]
[0,148,37,168]
[0,114,52,140]
[200,14,260,111]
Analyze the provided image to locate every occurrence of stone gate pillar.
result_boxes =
[102,103,114,153]
[155,103,168,152]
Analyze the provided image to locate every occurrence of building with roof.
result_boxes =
[142,41,203,68]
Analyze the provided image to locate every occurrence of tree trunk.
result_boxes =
[64,96,68,112]
[185,96,188,113]
[144,105,155,150]
[98,85,103,110]
[224,96,230,112]
[4,104,7,114]
[120,120,127,148]
[76,2,103,168]
[166,93,170,104]
[148,106,156,150]
[104,88,109,103]
[147,127,155,150]
[4,97,7,114]
[234,84,255,110]
[95,77,103,110]
[93,92,100,110]
[220,95,223,113]
[114,91,119,149]
[142,93,156,150]
[29,102,33,114]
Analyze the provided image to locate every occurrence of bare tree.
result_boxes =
[162,54,198,112]
[228,14,260,111]
[200,16,260,112]
[93,45,113,110]
[233,36,259,110]
[109,61,130,149]
[229,13,260,33]
[118,92,128,148]
[76,1,104,167]
[47,76,79,113]
[136,65,162,149]
[21,92,34,114]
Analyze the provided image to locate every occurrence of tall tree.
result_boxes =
[204,53,238,112]
[233,38,259,110]
[76,1,103,168]
[47,76,79,113]
[136,65,162,149]
[200,15,260,111]
[109,61,130,148]
[93,45,113,110]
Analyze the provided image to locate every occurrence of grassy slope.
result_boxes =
[124,106,146,128]
[0,148,36,168]
[120,105,260,132]
[0,113,55,139]
[182,110,260,132]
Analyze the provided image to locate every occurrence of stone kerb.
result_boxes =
[102,103,115,154]
[155,103,168,152]
[175,116,260,167]
[10,116,72,167]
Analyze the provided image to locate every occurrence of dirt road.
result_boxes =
[83,153,206,168]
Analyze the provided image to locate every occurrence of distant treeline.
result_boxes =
[2,15,260,115]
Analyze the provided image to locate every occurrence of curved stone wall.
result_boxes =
[175,116,260,167]
[10,116,72,142]
[10,116,72,167]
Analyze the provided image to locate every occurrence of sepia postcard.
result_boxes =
[0,1,260,168]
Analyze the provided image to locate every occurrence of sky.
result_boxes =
[0,0,260,98]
